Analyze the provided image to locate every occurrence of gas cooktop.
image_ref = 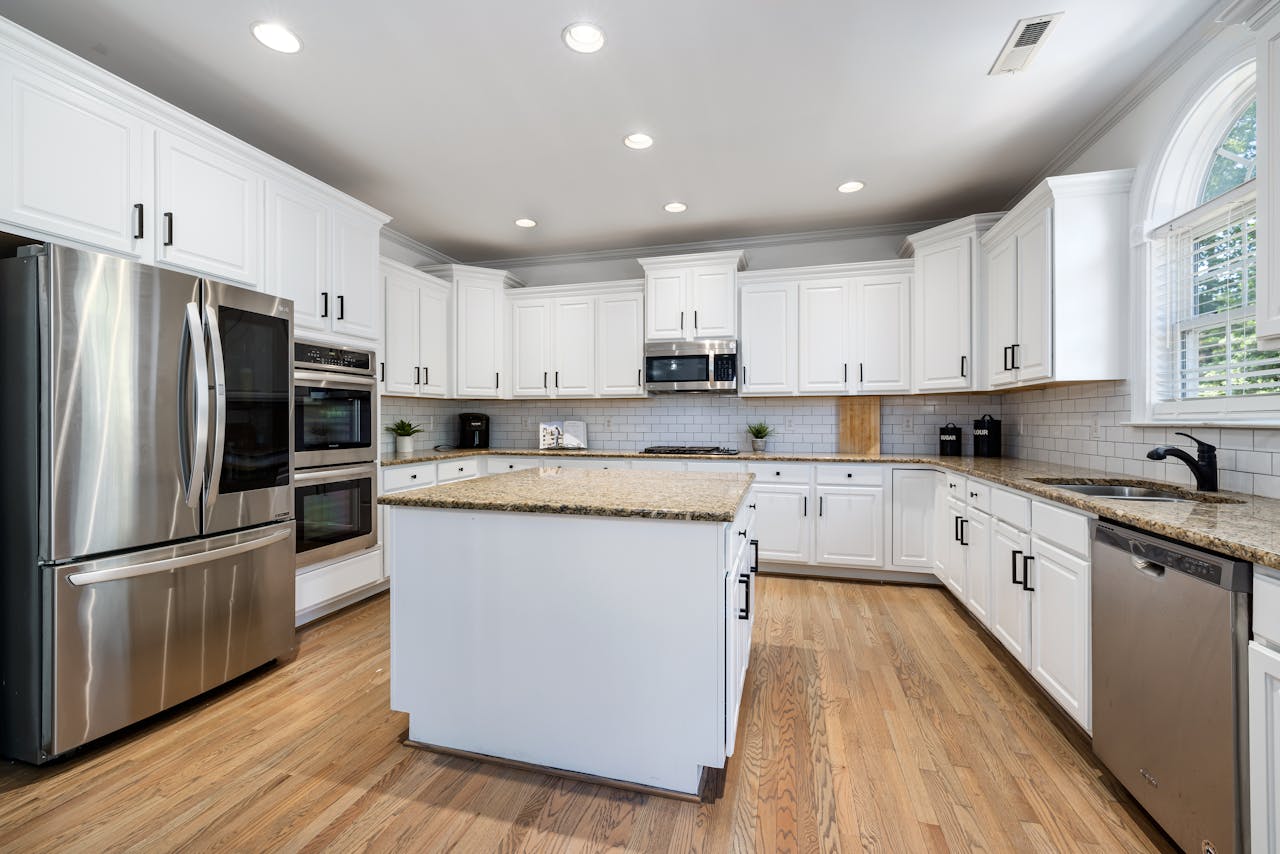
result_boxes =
[641,445,740,456]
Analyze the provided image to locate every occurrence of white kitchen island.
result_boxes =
[379,466,757,799]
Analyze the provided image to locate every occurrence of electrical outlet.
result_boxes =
[903,416,914,432]
[604,417,614,431]
[1089,415,1101,440]
[522,417,532,429]
[425,416,433,431]
[784,416,798,432]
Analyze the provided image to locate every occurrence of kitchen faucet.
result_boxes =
[1146,432,1218,492]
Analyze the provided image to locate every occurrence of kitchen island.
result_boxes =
[379,466,757,799]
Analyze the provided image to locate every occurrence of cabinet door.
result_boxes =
[553,296,596,396]
[914,239,972,390]
[511,299,553,397]
[724,568,744,754]
[985,235,1019,388]
[739,283,796,395]
[330,209,381,340]
[155,131,262,287]
[891,469,935,569]
[752,485,812,564]
[0,65,147,256]
[1261,14,1280,344]
[456,278,503,397]
[1250,641,1280,854]
[963,508,992,626]
[1029,537,1090,728]
[815,487,883,567]
[990,521,1032,667]
[690,265,735,338]
[798,280,850,393]
[645,270,688,340]
[941,496,967,598]
[419,283,450,397]
[852,274,910,393]
[382,266,421,395]
[933,474,951,580]
[596,292,645,397]
[266,181,328,333]
[1014,209,1053,383]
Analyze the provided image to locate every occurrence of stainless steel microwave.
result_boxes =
[644,339,738,393]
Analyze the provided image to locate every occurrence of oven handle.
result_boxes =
[293,464,377,484]
[293,370,378,388]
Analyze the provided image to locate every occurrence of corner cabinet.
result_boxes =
[382,261,450,397]
[638,251,744,341]
[981,170,1133,390]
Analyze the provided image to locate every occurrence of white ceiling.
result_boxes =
[0,0,1216,262]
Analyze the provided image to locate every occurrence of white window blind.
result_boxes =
[1151,179,1280,414]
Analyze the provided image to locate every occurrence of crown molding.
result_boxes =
[508,279,644,299]
[637,250,745,272]
[1216,0,1280,28]
[737,258,913,284]
[468,219,949,272]
[380,227,456,265]
[898,213,1007,257]
[1006,4,1232,208]
[420,263,526,289]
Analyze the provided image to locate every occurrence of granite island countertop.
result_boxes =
[380,448,1280,567]
[378,466,755,522]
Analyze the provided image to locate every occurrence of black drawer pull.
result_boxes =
[1011,549,1023,585]
[750,539,759,574]
[1021,555,1036,592]
[738,573,750,620]
[133,203,144,239]
[163,211,174,246]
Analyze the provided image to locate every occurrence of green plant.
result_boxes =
[386,419,425,437]
[746,422,773,439]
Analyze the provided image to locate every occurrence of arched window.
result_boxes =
[1147,61,1279,419]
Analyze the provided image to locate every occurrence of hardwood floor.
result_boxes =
[0,577,1173,853]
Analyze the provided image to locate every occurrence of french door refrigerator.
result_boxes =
[0,244,297,764]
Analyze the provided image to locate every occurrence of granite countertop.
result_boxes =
[378,467,756,522]
[380,448,1280,567]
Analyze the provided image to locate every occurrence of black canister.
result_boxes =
[973,414,1002,458]
[939,422,963,457]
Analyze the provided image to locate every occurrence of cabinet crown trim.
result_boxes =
[737,258,913,284]
[380,257,450,289]
[900,213,1006,257]
[983,169,1135,245]
[420,264,525,289]
[637,250,746,271]
[508,279,644,300]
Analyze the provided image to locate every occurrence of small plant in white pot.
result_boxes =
[387,419,424,454]
[747,422,773,452]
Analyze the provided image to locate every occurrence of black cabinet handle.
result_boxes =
[694,310,698,329]
[425,366,429,385]
[843,363,848,383]
[748,503,756,510]
[680,311,684,330]
[321,292,329,318]
[739,529,748,538]
[738,573,751,620]
[1021,555,1036,591]
[163,211,173,246]
[458,466,464,472]
[1011,344,1021,370]
[133,203,144,239]
[495,372,500,389]
[970,491,978,498]
[819,496,824,517]
[803,496,807,517]
[959,518,968,546]
[543,371,547,389]
[750,539,759,574]
[555,371,559,388]
[379,361,384,382]
[960,355,967,378]
[637,368,641,386]
[337,294,345,320]
[742,364,747,385]
[859,363,864,383]
[1002,346,1011,371]
[1011,549,1023,585]
[954,515,962,541]
[410,474,418,480]
[414,366,420,385]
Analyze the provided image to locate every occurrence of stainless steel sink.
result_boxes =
[1047,483,1190,501]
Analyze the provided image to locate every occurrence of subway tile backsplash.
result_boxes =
[380,380,1280,498]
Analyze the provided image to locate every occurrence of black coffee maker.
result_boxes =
[459,413,490,449]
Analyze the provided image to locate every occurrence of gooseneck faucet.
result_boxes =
[1147,432,1219,492]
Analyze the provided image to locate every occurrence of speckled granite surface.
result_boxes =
[380,448,1280,566]
[378,467,755,522]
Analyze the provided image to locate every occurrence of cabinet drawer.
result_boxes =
[297,549,383,615]
[991,487,1030,529]
[437,458,479,483]
[383,464,435,492]
[816,464,883,486]
[1255,568,1280,647]
[689,460,747,474]
[944,474,968,499]
[1031,500,1090,556]
[966,480,991,513]
[747,463,812,484]
[486,457,538,474]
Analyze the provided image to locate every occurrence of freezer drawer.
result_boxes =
[50,522,296,757]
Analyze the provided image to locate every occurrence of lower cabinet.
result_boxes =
[814,486,883,567]
[752,484,812,564]
[989,520,1032,668]
[891,468,936,569]
[938,494,967,598]
[963,507,992,625]
[1251,640,1280,854]
[1028,536,1091,729]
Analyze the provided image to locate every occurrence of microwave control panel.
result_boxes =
[295,343,375,375]
[712,353,737,382]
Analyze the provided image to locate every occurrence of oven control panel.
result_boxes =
[294,342,375,375]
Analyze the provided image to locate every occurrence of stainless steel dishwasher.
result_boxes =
[1092,521,1251,854]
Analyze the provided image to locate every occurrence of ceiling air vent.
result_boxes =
[988,13,1063,75]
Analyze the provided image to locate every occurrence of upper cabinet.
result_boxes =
[267,179,328,330]
[382,261,450,397]
[426,265,517,399]
[328,207,382,340]
[638,251,744,341]
[903,215,1002,392]
[739,282,797,395]
[850,273,910,393]
[596,291,646,397]
[981,170,1132,390]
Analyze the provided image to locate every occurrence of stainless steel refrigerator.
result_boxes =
[0,244,297,764]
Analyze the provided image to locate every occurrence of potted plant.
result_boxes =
[747,422,773,452]
[387,419,424,454]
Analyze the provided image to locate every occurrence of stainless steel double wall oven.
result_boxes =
[0,244,297,764]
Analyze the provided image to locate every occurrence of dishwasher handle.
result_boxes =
[1093,521,1251,592]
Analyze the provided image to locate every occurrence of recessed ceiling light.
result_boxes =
[623,133,653,150]
[664,202,687,213]
[515,218,537,228]
[252,22,302,54]
[837,180,865,194]
[562,22,605,53]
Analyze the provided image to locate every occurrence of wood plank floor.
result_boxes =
[0,577,1174,853]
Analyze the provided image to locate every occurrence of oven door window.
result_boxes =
[295,386,372,452]
[295,477,373,555]
[646,355,709,384]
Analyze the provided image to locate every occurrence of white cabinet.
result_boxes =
[267,179,328,333]
[751,484,812,564]
[638,251,744,341]
[447,268,508,398]
[509,294,598,398]
[1028,536,1091,729]
[981,170,1132,390]
[940,495,967,598]
[798,279,850,392]
[596,291,645,397]
[0,63,148,257]
[990,520,1032,667]
[1255,13,1280,344]
[329,207,382,340]
[891,468,935,569]
[1251,640,1280,854]
[155,131,262,287]
[739,282,796,395]
[553,297,595,396]
[511,299,553,397]
[814,487,883,567]
[850,273,910,393]
[382,261,450,397]
[963,507,992,626]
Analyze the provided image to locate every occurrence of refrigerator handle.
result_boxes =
[183,303,208,508]
[65,527,293,586]
[204,302,227,505]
